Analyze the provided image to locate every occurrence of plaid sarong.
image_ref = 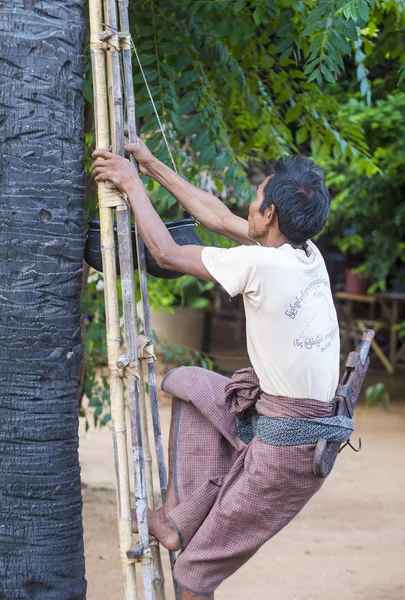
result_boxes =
[162,366,334,595]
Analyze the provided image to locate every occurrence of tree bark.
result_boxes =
[0,1,87,598]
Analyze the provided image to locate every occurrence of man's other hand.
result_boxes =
[92,150,139,193]
[124,136,157,176]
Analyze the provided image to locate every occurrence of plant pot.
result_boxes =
[344,269,370,295]
[139,304,205,351]
[84,218,202,280]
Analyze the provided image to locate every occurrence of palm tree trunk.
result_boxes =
[0,1,87,598]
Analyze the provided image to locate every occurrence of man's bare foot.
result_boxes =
[132,505,180,551]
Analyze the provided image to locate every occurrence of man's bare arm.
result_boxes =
[92,150,215,281]
[125,139,252,246]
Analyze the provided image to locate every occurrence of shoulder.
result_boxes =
[276,240,326,268]
[202,245,282,274]
[202,244,278,262]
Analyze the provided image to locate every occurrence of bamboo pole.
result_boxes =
[91,1,177,597]
[89,2,137,599]
[116,3,167,597]
[102,0,155,598]
[115,4,179,598]
[137,242,180,600]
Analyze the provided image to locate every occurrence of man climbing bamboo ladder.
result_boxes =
[92,143,356,599]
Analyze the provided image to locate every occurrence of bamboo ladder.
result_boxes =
[89,0,177,598]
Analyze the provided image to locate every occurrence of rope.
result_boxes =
[99,183,129,209]
[136,334,156,361]
[101,23,178,173]
[116,355,140,381]
[128,35,178,174]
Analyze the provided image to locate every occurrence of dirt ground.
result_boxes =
[80,380,405,600]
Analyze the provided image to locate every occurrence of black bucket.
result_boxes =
[84,218,202,279]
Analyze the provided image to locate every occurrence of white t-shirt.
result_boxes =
[201,241,340,402]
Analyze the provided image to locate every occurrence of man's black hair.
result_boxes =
[261,155,330,245]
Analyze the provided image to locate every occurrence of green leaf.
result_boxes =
[365,383,390,410]
[276,38,293,54]
[336,18,358,41]
[358,0,369,22]
[136,101,153,118]
[302,19,325,37]
[148,133,162,152]
[192,131,210,152]
[264,0,277,16]
[215,41,228,65]
[296,127,308,144]
[225,164,237,185]
[325,41,344,67]
[253,5,267,26]
[330,29,352,54]
[276,22,294,38]
[137,40,155,52]
[285,104,302,123]
[183,114,201,136]
[303,4,328,23]
[133,68,158,84]
[212,151,231,170]
[320,64,336,83]
[142,116,160,134]
[175,55,193,72]
[161,63,177,79]
[303,59,320,75]
[138,54,156,67]
[178,91,198,114]
[158,42,179,54]
[199,144,216,165]
[319,141,331,159]
[342,1,356,20]
[178,69,199,88]
[307,68,321,83]
[188,297,210,309]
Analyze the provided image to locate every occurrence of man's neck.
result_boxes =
[255,231,301,250]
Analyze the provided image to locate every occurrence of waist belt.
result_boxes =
[237,410,354,447]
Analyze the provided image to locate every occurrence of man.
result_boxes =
[92,141,340,600]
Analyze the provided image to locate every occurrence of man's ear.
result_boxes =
[266,204,277,225]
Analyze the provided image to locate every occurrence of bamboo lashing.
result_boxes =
[89,0,171,598]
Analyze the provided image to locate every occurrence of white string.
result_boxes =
[129,35,179,174]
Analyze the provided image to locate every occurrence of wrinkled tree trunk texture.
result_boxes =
[0,1,87,598]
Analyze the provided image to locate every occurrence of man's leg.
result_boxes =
[133,366,239,552]
[164,396,179,510]
[132,397,180,550]
[180,587,213,600]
